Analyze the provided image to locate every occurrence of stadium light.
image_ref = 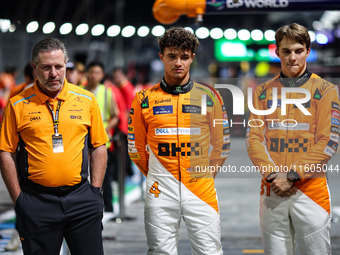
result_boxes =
[137,26,150,37]
[196,27,209,39]
[107,25,121,37]
[210,28,223,40]
[151,25,165,37]
[75,23,89,36]
[91,24,105,36]
[121,25,136,37]
[60,23,73,35]
[224,28,237,40]
[27,21,39,33]
[42,22,55,34]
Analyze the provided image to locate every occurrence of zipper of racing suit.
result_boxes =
[177,94,182,198]
[280,70,312,171]
[160,78,194,200]
[285,88,291,171]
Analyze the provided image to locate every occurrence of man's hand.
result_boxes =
[0,151,21,203]
[267,172,294,197]
[280,186,298,197]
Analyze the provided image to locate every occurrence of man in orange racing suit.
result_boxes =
[246,23,340,255]
[128,27,230,255]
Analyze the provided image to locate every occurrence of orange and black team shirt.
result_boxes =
[0,79,108,187]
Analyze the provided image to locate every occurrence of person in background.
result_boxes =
[0,38,108,254]
[85,61,119,221]
[9,63,36,99]
[112,67,135,110]
[246,23,339,254]
[0,66,17,105]
[65,61,86,86]
[73,61,86,86]
[128,27,230,254]
[65,61,75,84]
[104,74,134,190]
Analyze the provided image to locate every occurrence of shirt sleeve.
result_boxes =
[0,102,19,153]
[209,91,229,167]
[292,85,340,180]
[127,93,149,176]
[246,85,277,179]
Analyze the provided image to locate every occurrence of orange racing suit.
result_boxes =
[246,71,340,254]
[128,79,229,254]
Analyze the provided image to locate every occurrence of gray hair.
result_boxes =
[32,38,69,65]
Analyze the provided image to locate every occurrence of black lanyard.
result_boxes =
[46,100,61,136]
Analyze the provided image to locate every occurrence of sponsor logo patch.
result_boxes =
[128,147,138,153]
[141,96,149,109]
[259,89,266,100]
[332,102,340,111]
[128,126,134,132]
[223,135,230,143]
[330,133,339,142]
[182,105,201,114]
[331,110,340,119]
[75,97,83,103]
[324,146,336,157]
[267,99,281,108]
[129,153,140,159]
[155,128,201,135]
[206,97,214,107]
[128,140,135,147]
[221,151,230,157]
[153,105,173,115]
[223,120,229,128]
[130,108,134,115]
[187,167,195,172]
[313,88,322,100]
[268,122,310,131]
[223,128,230,135]
[68,109,83,112]
[331,118,340,126]
[155,98,171,104]
[70,115,82,120]
[127,133,135,140]
[269,138,308,153]
[158,142,201,156]
[327,140,338,151]
[331,125,340,134]
[320,81,331,93]
[29,116,41,122]
[222,143,230,150]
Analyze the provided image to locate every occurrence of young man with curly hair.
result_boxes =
[128,27,230,254]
